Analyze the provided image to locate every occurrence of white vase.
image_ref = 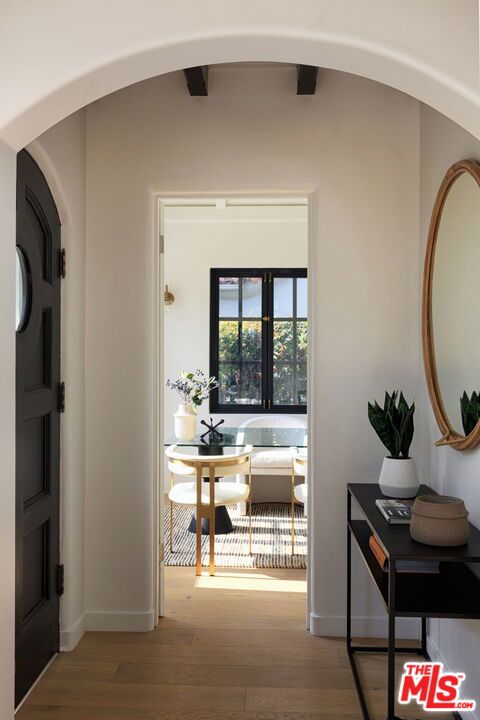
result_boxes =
[174,403,196,441]
[379,457,420,498]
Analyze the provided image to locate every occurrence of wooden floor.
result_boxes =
[17,566,453,720]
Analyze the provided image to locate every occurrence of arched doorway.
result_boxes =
[2,8,480,717]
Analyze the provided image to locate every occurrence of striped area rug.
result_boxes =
[164,502,307,569]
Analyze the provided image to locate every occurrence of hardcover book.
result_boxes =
[375,498,413,524]
[369,534,440,574]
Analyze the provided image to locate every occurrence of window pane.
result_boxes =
[297,320,307,362]
[297,278,307,318]
[273,364,293,405]
[219,277,239,317]
[16,246,30,332]
[219,364,239,404]
[274,321,294,362]
[218,363,262,405]
[241,277,262,318]
[238,363,262,404]
[274,277,293,317]
[217,320,262,405]
[241,320,262,360]
[296,363,307,405]
[219,320,238,362]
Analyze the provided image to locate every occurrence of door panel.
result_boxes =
[16,150,61,707]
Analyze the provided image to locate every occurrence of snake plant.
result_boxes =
[368,391,415,458]
[460,391,480,435]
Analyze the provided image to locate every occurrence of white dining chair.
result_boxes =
[236,415,307,514]
[291,447,308,554]
[166,444,253,575]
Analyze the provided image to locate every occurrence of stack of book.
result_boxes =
[368,533,440,574]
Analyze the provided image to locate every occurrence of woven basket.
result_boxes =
[410,495,469,546]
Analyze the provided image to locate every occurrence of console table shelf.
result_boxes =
[350,518,480,619]
[347,483,480,720]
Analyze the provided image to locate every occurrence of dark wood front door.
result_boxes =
[15,150,61,706]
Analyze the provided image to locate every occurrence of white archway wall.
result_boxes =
[84,67,421,633]
[0,0,479,148]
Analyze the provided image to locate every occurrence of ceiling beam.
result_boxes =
[297,65,319,95]
[183,66,209,96]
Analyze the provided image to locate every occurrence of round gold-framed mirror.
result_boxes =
[423,159,480,451]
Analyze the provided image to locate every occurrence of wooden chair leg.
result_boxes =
[169,470,174,553]
[248,459,252,555]
[170,500,174,553]
[196,466,203,576]
[209,465,215,576]
[291,461,295,556]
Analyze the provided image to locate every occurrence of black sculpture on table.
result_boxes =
[200,417,225,443]
[188,418,234,535]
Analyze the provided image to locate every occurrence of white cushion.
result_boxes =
[251,448,293,468]
[294,483,307,505]
[238,415,307,430]
[169,481,250,507]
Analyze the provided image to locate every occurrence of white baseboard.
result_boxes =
[60,613,86,652]
[427,635,477,720]
[310,612,420,639]
[85,608,156,632]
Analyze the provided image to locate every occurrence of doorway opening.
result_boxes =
[155,195,312,622]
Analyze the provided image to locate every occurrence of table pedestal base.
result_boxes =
[188,506,234,535]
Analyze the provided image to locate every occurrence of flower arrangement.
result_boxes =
[166,370,219,411]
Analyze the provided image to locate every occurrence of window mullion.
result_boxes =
[292,276,297,406]
[266,272,273,409]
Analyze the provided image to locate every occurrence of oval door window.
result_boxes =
[16,246,30,332]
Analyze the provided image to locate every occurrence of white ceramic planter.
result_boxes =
[174,403,196,441]
[379,456,420,498]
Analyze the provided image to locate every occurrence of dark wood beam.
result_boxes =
[183,66,209,96]
[297,65,319,95]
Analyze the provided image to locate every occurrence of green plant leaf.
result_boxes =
[368,390,415,458]
[460,390,480,435]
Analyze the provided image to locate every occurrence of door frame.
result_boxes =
[152,190,317,623]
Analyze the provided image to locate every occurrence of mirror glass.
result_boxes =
[433,171,480,436]
[16,246,30,332]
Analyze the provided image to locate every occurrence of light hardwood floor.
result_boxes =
[17,566,453,720]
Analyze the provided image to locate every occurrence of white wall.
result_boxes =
[0,0,479,147]
[27,111,88,651]
[163,203,308,499]
[419,104,480,717]
[85,65,420,635]
[0,140,17,720]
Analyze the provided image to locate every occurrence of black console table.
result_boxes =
[347,483,480,720]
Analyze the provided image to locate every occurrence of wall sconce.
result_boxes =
[164,284,175,306]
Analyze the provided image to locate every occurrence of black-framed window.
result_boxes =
[210,268,307,413]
